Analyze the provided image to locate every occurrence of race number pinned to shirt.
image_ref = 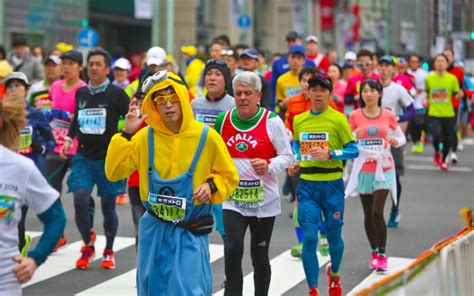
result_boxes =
[148,193,187,224]
[286,86,302,98]
[17,126,33,154]
[230,179,264,209]
[51,119,71,145]
[358,138,385,153]
[432,88,449,103]
[196,114,218,127]
[78,108,107,135]
[300,132,329,160]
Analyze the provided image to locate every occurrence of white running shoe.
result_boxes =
[450,152,458,165]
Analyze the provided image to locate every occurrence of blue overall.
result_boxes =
[137,125,214,296]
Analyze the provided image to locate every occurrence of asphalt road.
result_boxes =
[22,141,473,296]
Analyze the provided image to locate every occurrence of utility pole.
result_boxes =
[151,0,161,46]
[0,0,4,45]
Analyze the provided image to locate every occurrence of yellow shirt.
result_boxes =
[276,71,301,103]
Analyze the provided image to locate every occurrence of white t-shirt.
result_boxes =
[0,145,58,294]
[408,68,428,109]
[382,82,414,116]
[191,94,235,127]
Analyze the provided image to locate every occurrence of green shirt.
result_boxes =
[293,107,354,181]
[425,72,459,118]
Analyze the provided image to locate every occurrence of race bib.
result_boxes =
[196,114,218,127]
[359,138,385,153]
[431,88,448,103]
[300,132,329,161]
[51,119,71,145]
[18,126,33,154]
[230,179,264,209]
[78,108,107,135]
[285,86,302,97]
[148,193,187,224]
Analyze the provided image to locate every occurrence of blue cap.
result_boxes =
[289,44,305,56]
[240,48,259,60]
[379,55,395,66]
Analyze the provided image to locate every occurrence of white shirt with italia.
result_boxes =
[216,107,293,218]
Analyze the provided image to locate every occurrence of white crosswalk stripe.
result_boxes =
[75,244,225,296]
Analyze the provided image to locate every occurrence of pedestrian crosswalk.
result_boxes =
[23,231,414,295]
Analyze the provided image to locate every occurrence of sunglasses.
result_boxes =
[221,49,234,56]
[152,93,180,105]
[141,70,184,94]
[206,59,229,67]
[357,61,372,67]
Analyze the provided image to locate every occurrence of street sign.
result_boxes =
[237,14,251,30]
[77,27,99,48]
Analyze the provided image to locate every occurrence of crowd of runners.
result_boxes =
[0,31,473,296]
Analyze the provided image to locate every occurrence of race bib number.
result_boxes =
[285,86,302,97]
[51,119,71,145]
[18,126,33,154]
[300,132,329,160]
[78,108,107,135]
[196,114,218,127]
[359,138,385,153]
[431,88,448,103]
[148,193,186,223]
[230,179,264,209]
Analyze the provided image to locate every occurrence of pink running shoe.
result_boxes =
[376,254,388,272]
[369,252,378,270]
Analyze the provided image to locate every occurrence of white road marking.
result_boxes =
[406,164,472,172]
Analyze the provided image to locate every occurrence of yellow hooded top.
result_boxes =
[105,72,238,204]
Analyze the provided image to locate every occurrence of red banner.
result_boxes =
[352,4,361,42]
[320,0,334,31]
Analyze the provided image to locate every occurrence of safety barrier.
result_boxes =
[352,208,473,296]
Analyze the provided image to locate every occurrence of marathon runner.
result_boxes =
[60,48,130,270]
[0,93,66,296]
[425,54,460,171]
[215,71,293,295]
[288,75,359,296]
[105,70,238,295]
[346,78,406,273]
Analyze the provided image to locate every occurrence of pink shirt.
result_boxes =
[349,108,398,173]
[333,80,347,113]
[50,79,87,155]
[344,73,381,97]
[393,74,416,94]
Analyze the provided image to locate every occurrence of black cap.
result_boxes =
[308,75,333,91]
[60,50,83,64]
[240,48,259,60]
[286,31,301,41]
[378,55,395,66]
[12,37,27,48]
[342,61,354,69]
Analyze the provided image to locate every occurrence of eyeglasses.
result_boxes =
[221,49,234,56]
[152,93,180,105]
[357,61,372,67]
[206,59,229,67]
[141,70,184,94]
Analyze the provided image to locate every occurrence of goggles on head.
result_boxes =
[141,70,184,95]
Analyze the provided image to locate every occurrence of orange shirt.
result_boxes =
[285,93,338,133]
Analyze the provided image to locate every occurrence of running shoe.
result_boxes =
[369,252,378,270]
[457,140,464,151]
[319,236,329,256]
[376,254,388,272]
[21,234,31,257]
[411,141,423,154]
[326,264,342,296]
[387,209,400,228]
[53,235,68,252]
[80,230,97,252]
[309,286,320,296]
[433,153,441,166]
[291,243,303,258]
[101,248,116,269]
[450,152,458,164]
[76,246,95,270]
[116,193,129,205]
[440,162,449,172]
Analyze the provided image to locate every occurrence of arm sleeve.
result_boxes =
[332,141,359,160]
[34,110,56,152]
[391,125,407,148]
[267,116,294,174]
[206,130,239,204]
[293,140,301,161]
[28,199,66,266]
[398,104,416,122]
[105,132,141,182]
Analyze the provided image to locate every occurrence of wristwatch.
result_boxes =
[207,178,218,194]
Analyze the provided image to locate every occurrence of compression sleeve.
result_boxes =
[331,141,359,160]
[398,104,416,122]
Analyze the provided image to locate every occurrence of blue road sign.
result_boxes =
[77,27,99,48]
[237,14,251,30]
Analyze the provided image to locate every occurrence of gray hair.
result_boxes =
[232,71,262,93]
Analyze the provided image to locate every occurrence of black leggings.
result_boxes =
[18,206,28,252]
[223,210,275,296]
[430,116,455,162]
[360,190,390,253]
[128,187,146,248]
[410,112,426,143]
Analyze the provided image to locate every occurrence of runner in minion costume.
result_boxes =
[105,70,239,296]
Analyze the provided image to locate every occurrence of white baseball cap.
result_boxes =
[344,51,357,61]
[114,58,131,71]
[1,71,29,86]
[146,46,166,66]
[305,35,318,43]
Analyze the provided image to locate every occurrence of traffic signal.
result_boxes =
[470,31,474,40]
[422,62,429,71]
[82,19,89,27]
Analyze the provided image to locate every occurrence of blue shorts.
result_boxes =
[67,153,125,198]
[296,178,345,231]
[357,170,395,194]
